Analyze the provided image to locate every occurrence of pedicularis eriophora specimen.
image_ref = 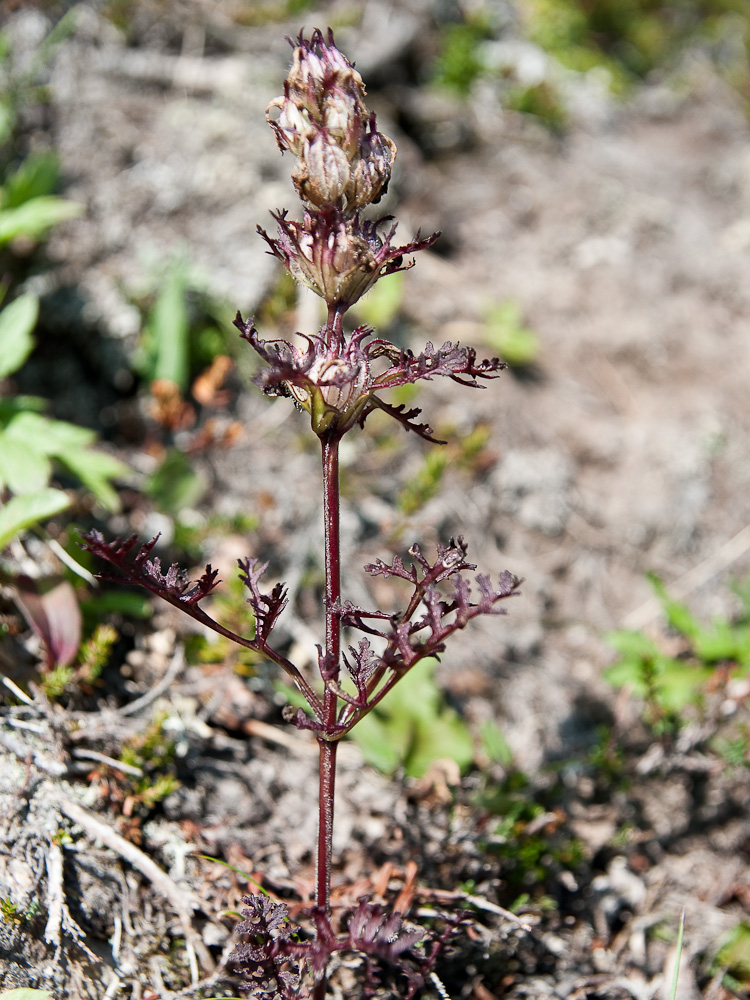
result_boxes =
[83,29,521,999]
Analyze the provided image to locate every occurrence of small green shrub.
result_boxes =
[605,573,750,734]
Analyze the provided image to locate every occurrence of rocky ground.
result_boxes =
[2,1,750,998]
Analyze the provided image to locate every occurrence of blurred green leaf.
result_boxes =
[480,720,514,766]
[433,17,493,96]
[351,271,405,329]
[605,629,662,660]
[717,921,750,981]
[656,660,713,712]
[397,449,448,515]
[148,263,190,391]
[2,410,95,454]
[694,621,750,666]
[348,709,403,775]
[80,590,154,621]
[0,410,128,511]
[0,103,13,148]
[0,488,70,549]
[145,448,206,515]
[0,196,83,247]
[483,300,540,367]
[0,294,38,379]
[0,433,51,492]
[352,660,474,778]
[2,151,60,207]
[647,573,700,639]
[56,447,129,512]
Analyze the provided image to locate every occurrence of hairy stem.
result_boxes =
[314,431,342,999]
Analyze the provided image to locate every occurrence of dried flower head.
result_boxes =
[259,209,438,312]
[235,314,505,438]
[267,29,396,212]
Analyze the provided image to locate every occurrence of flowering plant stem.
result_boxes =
[82,29,524,998]
[318,430,342,921]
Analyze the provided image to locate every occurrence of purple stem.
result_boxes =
[314,430,342,999]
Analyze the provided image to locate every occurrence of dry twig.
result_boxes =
[52,792,217,977]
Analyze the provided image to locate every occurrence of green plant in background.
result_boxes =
[432,13,495,97]
[0,20,128,543]
[0,17,82,248]
[0,20,131,695]
[522,0,750,94]
[482,300,540,368]
[605,573,750,733]
[711,729,750,768]
[397,449,449,516]
[173,510,259,561]
[0,292,130,538]
[40,621,118,699]
[714,920,750,990]
[477,767,584,899]
[0,897,23,923]
[185,569,262,672]
[134,253,234,395]
[396,423,493,517]
[0,895,39,924]
[118,711,180,815]
[144,447,207,517]
[0,148,82,249]
[431,0,750,127]
[350,658,474,778]
[350,269,406,331]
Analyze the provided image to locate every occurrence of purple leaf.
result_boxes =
[80,531,222,608]
[237,557,288,642]
[13,577,82,670]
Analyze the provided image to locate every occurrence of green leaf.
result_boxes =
[55,448,129,512]
[0,488,69,549]
[0,432,51,492]
[145,449,206,515]
[352,270,405,328]
[0,396,46,421]
[80,591,154,621]
[0,294,38,378]
[149,263,190,391]
[605,629,662,660]
[483,300,540,367]
[3,151,60,207]
[3,411,95,454]
[350,660,474,778]
[0,103,13,148]
[480,720,514,765]
[717,921,750,981]
[655,660,712,712]
[350,710,404,775]
[648,573,700,640]
[603,658,650,695]
[0,409,127,509]
[0,196,83,247]
[406,708,474,778]
[694,621,750,666]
